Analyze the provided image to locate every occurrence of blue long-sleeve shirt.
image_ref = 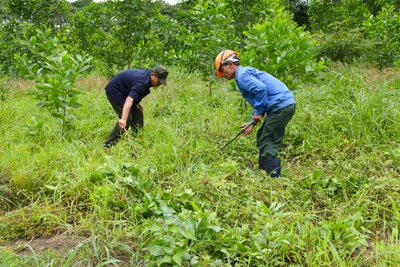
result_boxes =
[105,69,152,105]
[235,66,295,120]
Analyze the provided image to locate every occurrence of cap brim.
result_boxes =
[216,70,223,78]
[159,79,167,85]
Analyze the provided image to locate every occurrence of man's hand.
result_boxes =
[118,118,127,130]
[240,122,253,136]
[253,114,263,123]
[119,96,134,130]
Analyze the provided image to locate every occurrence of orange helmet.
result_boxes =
[215,49,239,78]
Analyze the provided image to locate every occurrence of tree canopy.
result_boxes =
[1,0,399,78]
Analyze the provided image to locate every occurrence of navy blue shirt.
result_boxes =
[105,69,152,105]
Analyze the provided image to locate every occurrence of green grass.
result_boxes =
[0,65,399,266]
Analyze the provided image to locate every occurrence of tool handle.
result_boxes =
[220,121,255,150]
[240,120,255,133]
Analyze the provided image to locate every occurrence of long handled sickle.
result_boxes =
[220,121,255,150]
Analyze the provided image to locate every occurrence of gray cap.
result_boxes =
[153,65,169,85]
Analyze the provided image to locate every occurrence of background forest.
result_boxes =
[0,0,399,81]
[0,0,400,266]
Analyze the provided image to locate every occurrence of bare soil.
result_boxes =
[0,233,85,255]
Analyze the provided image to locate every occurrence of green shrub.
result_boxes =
[315,20,370,63]
[241,7,326,89]
[15,29,92,132]
[363,5,400,70]
[308,0,369,33]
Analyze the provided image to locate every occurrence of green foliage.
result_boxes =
[87,161,151,212]
[242,7,326,88]
[15,29,92,131]
[68,0,164,76]
[0,0,7,19]
[1,0,398,76]
[21,116,45,136]
[69,2,110,53]
[0,206,59,242]
[159,0,180,18]
[132,14,187,68]
[242,202,295,265]
[2,0,400,264]
[225,0,284,48]
[144,208,218,266]
[363,5,400,69]
[70,0,93,9]
[108,0,155,69]
[68,2,119,77]
[173,0,239,85]
[5,0,71,31]
[0,20,36,76]
[328,72,398,143]
[308,0,369,33]
[315,20,370,63]
[287,66,400,163]
[319,212,370,257]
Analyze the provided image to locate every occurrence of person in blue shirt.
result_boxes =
[215,50,295,177]
[104,65,169,148]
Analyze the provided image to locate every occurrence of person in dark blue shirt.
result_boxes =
[104,65,169,148]
[215,50,295,178]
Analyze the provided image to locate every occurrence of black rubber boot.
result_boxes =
[103,122,124,148]
[264,158,281,178]
[103,139,119,148]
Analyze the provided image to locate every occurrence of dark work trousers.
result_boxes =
[105,97,144,147]
[257,104,296,159]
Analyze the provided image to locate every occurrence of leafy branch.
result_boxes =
[16,28,92,132]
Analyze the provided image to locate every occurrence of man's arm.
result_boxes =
[239,74,268,124]
[118,96,134,129]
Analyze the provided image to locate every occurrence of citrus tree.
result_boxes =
[0,20,36,76]
[5,0,71,31]
[308,0,369,33]
[68,2,119,77]
[174,0,239,93]
[242,6,326,88]
[108,0,156,69]
[363,5,400,69]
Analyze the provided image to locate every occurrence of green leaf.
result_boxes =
[163,246,174,255]
[176,248,191,260]
[190,256,199,265]
[31,36,37,46]
[208,225,222,233]
[156,255,172,265]
[149,245,164,256]
[61,52,71,64]
[172,253,182,266]
[180,226,197,241]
